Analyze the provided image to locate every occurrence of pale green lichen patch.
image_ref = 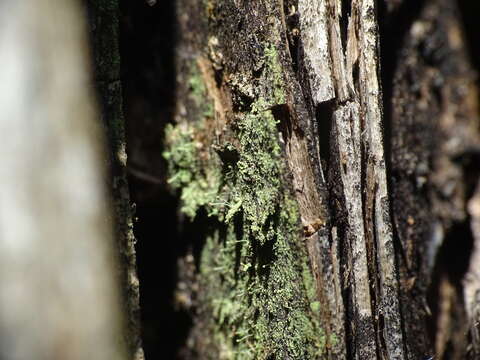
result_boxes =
[163,122,221,219]
[264,44,286,105]
[199,196,325,359]
[164,47,324,358]
[163,60,219,219]
[181,97,325,358]
[188,62,214,118]
[223,99,282,244]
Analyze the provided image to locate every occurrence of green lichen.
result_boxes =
[188,62,214,118]
[186,98,324,358]
[264,44,285,105]
[163,122,221,219]
[223,99,281,243]
[164,50,324,358]
[163,61,219,219]
[200,194,325,359]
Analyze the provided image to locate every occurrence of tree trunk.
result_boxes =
[2,0,477,358]
[388,1,480,358]
[0,1,125,359]
[163,0,480,358]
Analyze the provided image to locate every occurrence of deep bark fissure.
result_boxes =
[117,0,197,358]
[378,0,428,179]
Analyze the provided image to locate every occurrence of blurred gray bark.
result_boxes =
[0,1,126,360]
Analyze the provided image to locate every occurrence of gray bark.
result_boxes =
[0,1,125,359]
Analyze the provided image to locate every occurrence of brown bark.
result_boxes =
[165,0,480,358]
[389,0,480,358]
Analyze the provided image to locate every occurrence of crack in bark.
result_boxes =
[297,0,405,358]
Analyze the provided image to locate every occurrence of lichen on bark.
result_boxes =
[164,63,326,358]
[165,1,328,354]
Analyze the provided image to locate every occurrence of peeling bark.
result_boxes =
[299,0,404,357]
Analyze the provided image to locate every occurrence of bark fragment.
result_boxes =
[297,0,405,357]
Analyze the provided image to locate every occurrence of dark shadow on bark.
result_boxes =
[380,0,429,161]
[119,1,193,358]
[439,222,473,287]
[458,1,480,74]
[378,0,427,174]
[316,101,334,173]
[426,220,474,352]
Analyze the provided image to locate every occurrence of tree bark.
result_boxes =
[87,1,145,359]
[389,0,480,358]
[165,0,480,359]
[0,1,125,359]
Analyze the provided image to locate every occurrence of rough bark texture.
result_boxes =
[162,0,480,358]
[164,0,398,358]
[388,0,480,358]
[0,1,125,359]
[466,181,480,358]
[166,1,328,358]
[298,0,405,358]
[87,1,144,359]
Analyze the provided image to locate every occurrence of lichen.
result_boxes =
[163,61,219,219]
[264,44,286,105]
[222,99,282,243]
[188,62,214,118]
[163,122,221,219]
[164,49,324,358]
[199,195,326,359]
